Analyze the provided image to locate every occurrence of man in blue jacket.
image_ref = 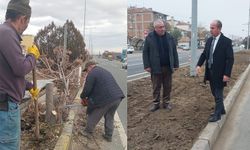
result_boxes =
[143,19,179,112]
[80,61,125,142]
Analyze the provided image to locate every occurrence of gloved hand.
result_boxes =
[81,98,88,106]
[27,44,40,60]
[29,88,39,99]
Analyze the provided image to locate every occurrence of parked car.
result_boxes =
[198,45,205,49]
[127,45,134,54]
[179,45,190,50]
[182,45,190,50]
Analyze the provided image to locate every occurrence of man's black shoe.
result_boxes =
[102,134,112,142]
[150,104,160,112]
[221,109,226,115]
[210,109,226,117]
[162,103,172,111]
[81,130,93,139]
[208,115,221,122]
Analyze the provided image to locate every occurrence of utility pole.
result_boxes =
[83,0,86,39]
[88,28,93,55]
[190,0,198,76]
[88,27,96,55]
[62,23,67,66]
[247,2,250,50]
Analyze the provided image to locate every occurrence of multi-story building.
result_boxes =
[167,17,191,48]
[128,7,168,40]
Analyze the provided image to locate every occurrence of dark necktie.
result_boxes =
[208,37,215,69]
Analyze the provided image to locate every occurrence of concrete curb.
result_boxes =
[114,112,127,149]
[54,103,76,150]
[191,64,250,150]
[54,85,82,150]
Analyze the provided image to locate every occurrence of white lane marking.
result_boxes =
[115,112,127,150]
[128,74,150,82]
[127,62,190,82]
[127,63,143,67]
[127,72,149,78]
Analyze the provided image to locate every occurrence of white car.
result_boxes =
[179,45,190,50]
[127,46,134,54]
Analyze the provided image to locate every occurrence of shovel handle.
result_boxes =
[32,67,39,139]
[32,67,37,89]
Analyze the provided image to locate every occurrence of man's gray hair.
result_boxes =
[215,20,222,29]
[153,19,164,28]
[83,60,98,71]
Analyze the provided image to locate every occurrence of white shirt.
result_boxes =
[212,33,221,53]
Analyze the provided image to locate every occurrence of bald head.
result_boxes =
[210,20,222,37]
[211,20,222,29]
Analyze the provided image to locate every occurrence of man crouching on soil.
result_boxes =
[80,61,125,142]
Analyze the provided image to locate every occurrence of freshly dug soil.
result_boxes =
[71,108,105,150]
[20,81,80,150]
[127,50,250,150]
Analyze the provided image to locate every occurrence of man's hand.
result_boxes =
[81,98,88,106]
[223,75,230,82]
[196,66,202,75]
[29,88,39,99]
[27,44,40,60]
[145,67,151,73]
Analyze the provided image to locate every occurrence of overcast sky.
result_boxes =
[0,0,127,54]
[128,0,250,39]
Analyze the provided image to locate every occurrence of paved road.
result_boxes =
[127,49,202,80]
[213,69,250,150]
[128,47,243,81]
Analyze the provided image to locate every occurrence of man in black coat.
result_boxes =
[196,20,234,122]
[80,61,125,142]
[143,19,179,112]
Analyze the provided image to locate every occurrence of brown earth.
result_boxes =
[20,103,63,150]
[127,50,250,150]
[20,78,80,150]
[71,107,106,150]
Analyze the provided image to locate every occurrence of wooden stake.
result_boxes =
[32,66,40,139]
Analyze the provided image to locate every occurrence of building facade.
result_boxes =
[128,7,168,40]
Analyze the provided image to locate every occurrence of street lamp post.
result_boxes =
[247,3,250,50]
[83,0,86,40]
[190,0,198,76]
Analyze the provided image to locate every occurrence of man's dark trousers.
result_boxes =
[85,99,121,136]
[209,69,225,119]
[151,67,172,105]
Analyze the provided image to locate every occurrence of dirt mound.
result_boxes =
[128,51,250,150]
